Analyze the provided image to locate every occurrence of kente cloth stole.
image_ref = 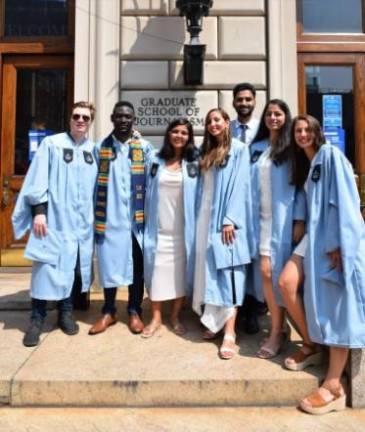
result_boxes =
[128,132,145,233]
[95,132,146,238]
[95,134,114,238]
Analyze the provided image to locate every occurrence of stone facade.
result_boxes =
[119,0,268,144]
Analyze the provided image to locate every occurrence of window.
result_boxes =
[1,0,73,38]
[300,0,363,33]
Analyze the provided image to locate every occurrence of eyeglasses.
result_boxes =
[72,113,91,122]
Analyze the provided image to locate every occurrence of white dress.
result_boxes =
[150,167,187,301]
[259,148,273,256]
[193,169,234,333]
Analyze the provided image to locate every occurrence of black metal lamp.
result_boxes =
[176,0,213,85]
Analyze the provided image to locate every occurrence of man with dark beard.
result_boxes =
[230,82,259,145]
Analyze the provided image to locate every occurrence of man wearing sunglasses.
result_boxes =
[12,101,97,347]
[89,101,153,335]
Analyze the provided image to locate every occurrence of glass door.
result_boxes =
[298,53,365,218]
[0,55,73,265]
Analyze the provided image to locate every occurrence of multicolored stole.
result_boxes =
[128,132,145,233]
[95,132,146,239]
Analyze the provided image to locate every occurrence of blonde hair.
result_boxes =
[200,108,231,171]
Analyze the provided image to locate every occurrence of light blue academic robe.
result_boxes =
[197,138,254,307]
[303,144,365,348]
[95,135,153,288]
[144,154,199,296]
[250,139,306,305]
[12,132,97,300]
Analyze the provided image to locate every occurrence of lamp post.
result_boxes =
[176,0,213,85]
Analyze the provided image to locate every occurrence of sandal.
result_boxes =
[141,321,161,338]
[284,343,323,371]
[256,330,289,359]
[202,329,218,340]
[219,333,237,360]
[170,320,186,336]
[299,386,346,415]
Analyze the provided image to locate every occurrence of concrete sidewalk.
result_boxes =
[1,407,365,432]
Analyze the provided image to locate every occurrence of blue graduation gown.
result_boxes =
[143,154,199,296]
[95,135,153,288]
[250,140,306,305]
[197,138,253,307]
[12,132,97,300]
[304,144,365,348]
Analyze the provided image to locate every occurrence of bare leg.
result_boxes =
[279,255,311,344]
[170,296,186,335]
[257,256,285,357]
[299,347,348,413]
[323,347,349,391]
[141,301,162,338]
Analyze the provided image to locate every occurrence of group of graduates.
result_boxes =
[12,82,365,415]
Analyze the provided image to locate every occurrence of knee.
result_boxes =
[278,274,297,298]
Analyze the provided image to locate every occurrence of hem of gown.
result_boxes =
[149,294,186,301]
[310,336,365,349]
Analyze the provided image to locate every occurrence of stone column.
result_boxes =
[74,0,120,141]
[267,0,298,114]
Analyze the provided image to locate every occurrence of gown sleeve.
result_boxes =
[12,138,50,239]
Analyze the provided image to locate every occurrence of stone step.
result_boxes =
[1,300,326,408]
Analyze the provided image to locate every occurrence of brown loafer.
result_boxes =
[128,314,144,334]
[88,313,117,335]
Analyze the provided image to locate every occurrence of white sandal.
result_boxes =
[219,333,237,360]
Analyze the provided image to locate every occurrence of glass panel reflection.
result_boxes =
[4,0,69,37]
[305,66,354,164]
[15,69,68,175]
[302,0,362,33]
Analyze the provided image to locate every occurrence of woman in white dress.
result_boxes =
[250,99,306,359]
[143,118,199,337]
[193,108,253,360]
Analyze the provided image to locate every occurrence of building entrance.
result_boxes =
[0,55,73,266]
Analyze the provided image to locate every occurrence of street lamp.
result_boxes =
[176,0,213,85]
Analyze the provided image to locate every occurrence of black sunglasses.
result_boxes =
[72,113,91,122]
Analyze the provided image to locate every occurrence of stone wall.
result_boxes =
[120,0,268,145]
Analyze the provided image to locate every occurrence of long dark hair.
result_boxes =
[252,99,292,164]
[158,118,197,162]
[200,108,231,171]
[290,114,326,187]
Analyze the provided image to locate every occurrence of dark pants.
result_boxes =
[30,251,81,321]
[102,234,144,316]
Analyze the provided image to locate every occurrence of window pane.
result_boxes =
[302,0,363,33]
[15,69,68,175]
[305,66,354,164]
[4,0,69,37]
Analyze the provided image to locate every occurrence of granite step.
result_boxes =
[1,296,326,407]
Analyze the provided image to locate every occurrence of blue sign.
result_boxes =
[28,129,53,161]
[323,95,342,128]
[324,127,346,153]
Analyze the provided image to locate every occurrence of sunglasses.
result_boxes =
[72,113,91,122]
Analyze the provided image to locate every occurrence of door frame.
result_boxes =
[297,53,365,175]
[0,54,74,256]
